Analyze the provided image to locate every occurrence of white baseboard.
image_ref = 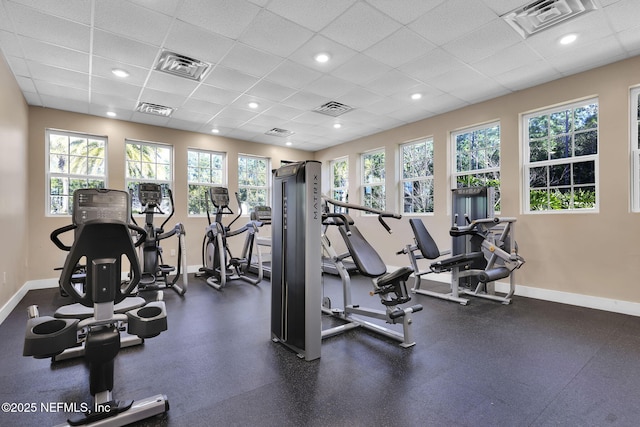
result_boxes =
[389,265,640,317]
[0,278,58,325]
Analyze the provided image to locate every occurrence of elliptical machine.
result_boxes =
[199,186,265,290]
[131,183,187,296]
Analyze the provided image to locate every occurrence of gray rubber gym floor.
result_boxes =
[2,274,640,427]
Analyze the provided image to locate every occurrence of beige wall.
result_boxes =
[0,54,29,310]
[27,107,312,280]
[315,55,640,304]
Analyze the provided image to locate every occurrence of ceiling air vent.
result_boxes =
[136,102,174,117]
[265,128,295,137]
[155,50,211,81]
[313,101,354,117]
[502,0,597,38]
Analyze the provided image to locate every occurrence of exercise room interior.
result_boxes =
[1,1,640,426]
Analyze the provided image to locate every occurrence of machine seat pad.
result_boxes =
[409,218,441,260]
[377,266,413,288]
[430,252,484,271]
[322,214,355,227]
[54,297,146,320]
[339,226,387,278]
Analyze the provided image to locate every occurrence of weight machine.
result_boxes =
[321,197,422,348]
[199,186,266,290]
[131,183,187,296]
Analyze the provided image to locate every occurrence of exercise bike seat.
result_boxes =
[54,297,146,320]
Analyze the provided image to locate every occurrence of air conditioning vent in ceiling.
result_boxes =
[136,102,174,117]
[313,101,354,117]
[265,128,295,137]
[155,50,211,81]
[502,0,597,38]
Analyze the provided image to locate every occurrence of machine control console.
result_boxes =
[74,189,130,225]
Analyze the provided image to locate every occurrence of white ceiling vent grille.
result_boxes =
[265,128,295,137]
[155,50,211,81]
[136,102,174,117]
[502,0,597,38]
[313,101,354,117]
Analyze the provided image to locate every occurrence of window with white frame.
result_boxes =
[631,87,640,212]
[361,149,385,211]
[187,149,226,215]
[125,139,173,212]
[523,98,598,212]
[46,129,107,215]
[238,154,270,213]
[401,138,434,214]
[452,122,501,210]
[330,157,348,211]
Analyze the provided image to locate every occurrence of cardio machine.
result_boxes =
[24,188,169,426]
[130,183,187,296]
[199,186,266,290]
[321,197,423,348]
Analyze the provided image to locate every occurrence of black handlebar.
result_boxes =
[322,196,401,234]
[50,224,77,251]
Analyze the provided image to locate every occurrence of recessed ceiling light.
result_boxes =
[106,111,116,117]
[411,93,422,100]
[559,34,578,45]
[111,68,129,78]
[314,52,330,63]
[333,123,342,129]
[248,102,259,109]
[211,128,220,134]
[285,141,292,146]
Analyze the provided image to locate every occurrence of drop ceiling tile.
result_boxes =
[288,34,358,72]
[365,0,446,25]
[289,111,333,126]
[95,0,173,46]
[40,95,89,114]
[330,53,393,85]
[88,105,133,121]
[492,60,562,91]
[18,36,89,73]
[129,0,183,17]
[230,94,275,113]
[164,20,235,65]
[15,75,35,92]
[246,80,298,103]
[471,42,541,76]
[398,48,467,83]
[367,70,422,97]
[218,43,283,78]
[5,2,90,52]
[239,9,314,57]
[36,81,88,100]
[91,93,138,110]
[604,0,640,32]
[617,26,640,53]
[192,83,242,104]
[145,71,200,96]
[364,28,437,68]
[448,78,510,104]
[93,30,160,68]
[266,0,356,32]
[138,87,188,109]
[27,61,89,90]
[408,0,497,46]
[0,3,12,31]
[322,2,402,51]
[365,96,410,116]
[336,87,385,109]
[428,65,488,93]
[214,106,259,123]
[0,30,21,57]
[421,93,467,113]
[181,98,225,117]
[22,91,41,105]
[166,118,206,132]
[305,74,353,99]
[480,0,530,15]
[204,65,259,92]
[91,77,142,100]
[265,60,323,89]
[5,55,29,76]
[244,112,290,128]
[545,35,627,75]
[169,108,214,123]
[262,104,306,121]
[130,111,171,127]
[8,0,92,24]
[442,19,521,63]
[177,0,261,39]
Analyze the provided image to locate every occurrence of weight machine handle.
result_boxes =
[50,224,77,251]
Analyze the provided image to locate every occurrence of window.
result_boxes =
[330,157,348,207]
[631,87,640,212]
[452,122,500,210]
[401,138,434,214]
[187,149,226,215]
[238,154,270,213]
[46,129,107,215]
[125,140,173,212]
[523,98,598,212]
[361,149,385,211]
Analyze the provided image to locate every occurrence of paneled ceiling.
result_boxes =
[0,0,638,151]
